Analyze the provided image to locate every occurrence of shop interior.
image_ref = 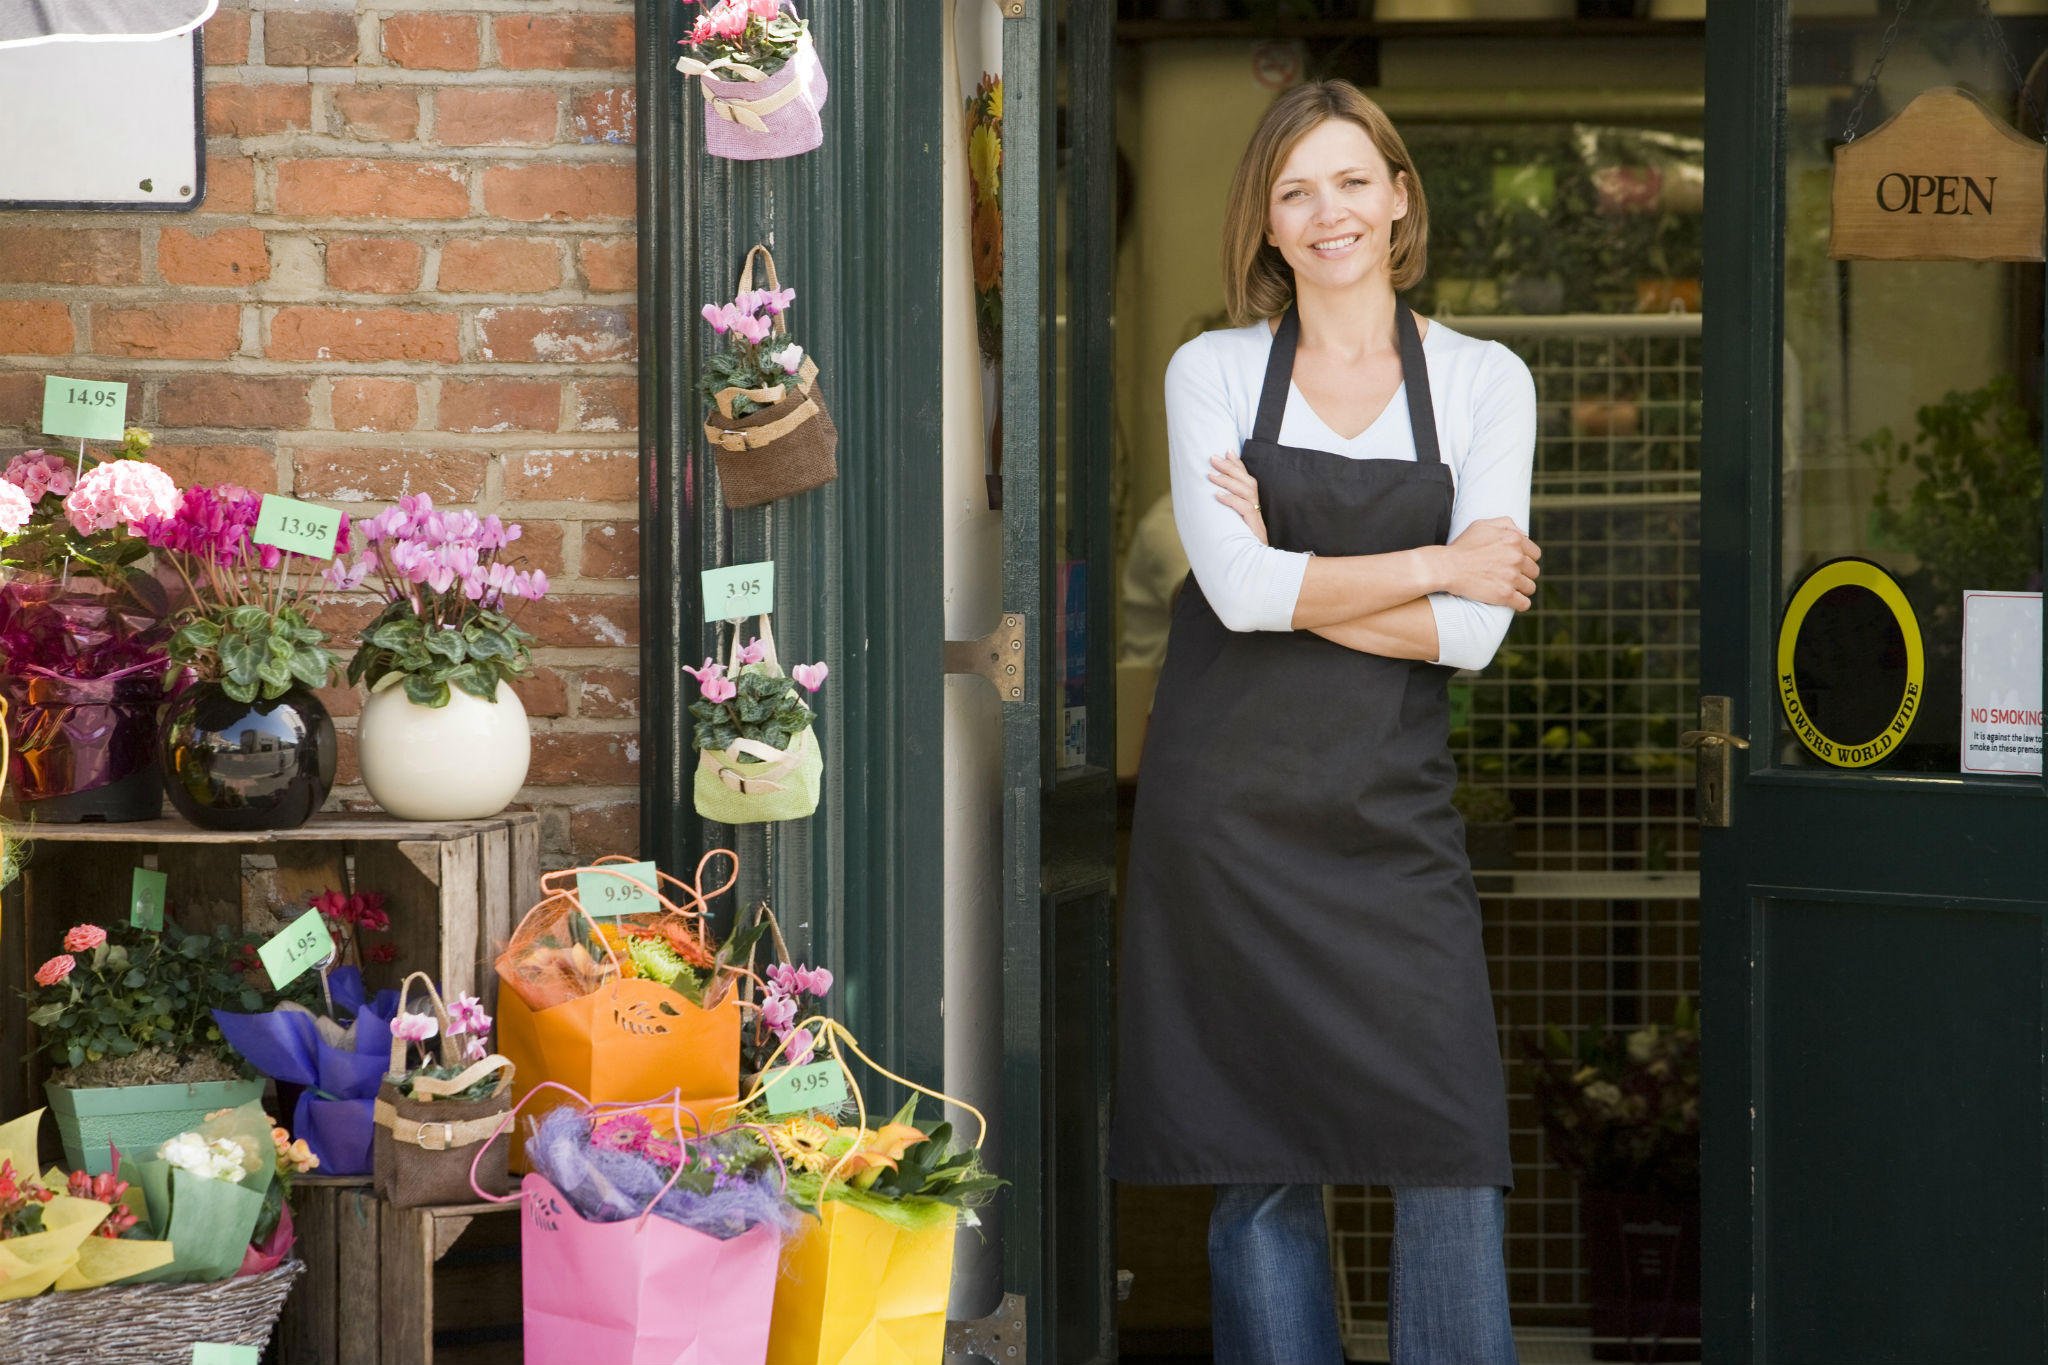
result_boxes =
[1092,3,2047,1361]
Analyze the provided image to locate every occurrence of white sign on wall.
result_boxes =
[1961,590,2042,775]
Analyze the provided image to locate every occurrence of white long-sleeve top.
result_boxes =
[1164,316,1536,671]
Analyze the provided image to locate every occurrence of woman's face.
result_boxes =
[1265,118,1408,293]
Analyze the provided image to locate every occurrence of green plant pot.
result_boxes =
[45,1076,265,1176]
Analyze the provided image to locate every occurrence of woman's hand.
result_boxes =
[1436,516,1541,611]
[1209,453,1268,546]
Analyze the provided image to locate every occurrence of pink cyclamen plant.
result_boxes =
[698,283,810,419]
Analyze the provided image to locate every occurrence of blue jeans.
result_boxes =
[1209,1183,1517,1365]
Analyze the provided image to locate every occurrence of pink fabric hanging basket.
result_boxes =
[695,35,828,162]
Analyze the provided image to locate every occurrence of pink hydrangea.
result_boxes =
[5,450,75,503]
[62,924,107,953]
[0,480,31,537]
[63,460,179,536]
[34,955,74,988]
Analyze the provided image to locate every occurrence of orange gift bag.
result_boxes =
[495,852,751,1168]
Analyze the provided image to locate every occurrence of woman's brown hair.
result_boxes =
[1221,80,1429,325]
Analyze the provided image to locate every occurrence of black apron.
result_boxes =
[1109,301,1512,1189]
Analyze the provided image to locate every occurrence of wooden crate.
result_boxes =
[0,813,541,1121]
[279,1177,523,1365]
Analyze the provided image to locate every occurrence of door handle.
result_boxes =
[1684,697,1745,827]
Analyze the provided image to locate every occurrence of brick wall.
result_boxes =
[0,1,642,865]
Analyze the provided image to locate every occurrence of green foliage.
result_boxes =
[1525,999,1699,1198]
[1867,375,2044,601]
[626,936,705,1003]
[346,598,533,708]
[168,602,335,705]
[855,1098,1007,1211]
[689,663,815,754]
[23,921,268,1073]
[699,341,796,421]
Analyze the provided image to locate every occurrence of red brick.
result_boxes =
[264,10,359,66]
[380,14,479,70]
[580,520,638,578]
[275,159,468,219]
[0,304,75,356]
[0,228,141,286]
[335,728,359,786]
[308,595,382,639]
[438,379,559,432]
[0,373,43,427]
[331,378,419,432]
[292,447,488,501]
[576,239,634,293]
[568,801,638,859]
[569,87,635,146]
[569,379,636,432]
[493,15,633,71]
[206,84,312,136]
[324,237,424,293]
[204,7,250,64]
[93,304,242,360]
[509,667,568,718]
[517,594,637,648]
[200,157,255,214]
[313,685,362,720]
[477,307,634,363]
[510,520,566,575]
[434,88,558,147]
[481,164,633,223]
[437,238,560,294]
[158,226,270,286]
[158,376,311,429]
[269,307,458,363]
[502,449,635,502]
[528,731,638,785]
[332,87,420,142]
[150,444,278,492]
[575,667,639,720]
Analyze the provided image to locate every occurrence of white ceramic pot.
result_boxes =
[358,680,531,821]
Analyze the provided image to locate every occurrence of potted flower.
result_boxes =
[373,975,513,1207]
[1528,1001,1700,1361]
[137,483,341,830]
[0,428,183,823]
[688,625,828,825]
[699,247,838,508]
[674,0,827,161]
[24,920,272,1175]
[329,493,547,822]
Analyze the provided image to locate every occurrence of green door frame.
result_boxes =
[1702,5,2048,1360]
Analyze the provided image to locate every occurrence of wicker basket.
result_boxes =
[0,1259,303,1363]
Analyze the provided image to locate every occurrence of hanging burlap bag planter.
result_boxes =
[704,246,839,509]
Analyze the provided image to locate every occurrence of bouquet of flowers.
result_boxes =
[674,0,828,161]
[331,493,547,709]
[0,427,184,821]
[1526,998,1700,1198]
[131,1102,306,1284]
[0,1107,175,1297]
[697,246,838,507]
[689,619,828,824]
[374,974,514,1207]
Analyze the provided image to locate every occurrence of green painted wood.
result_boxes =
[635,0,947,1091]
[1702,4,2048,1360]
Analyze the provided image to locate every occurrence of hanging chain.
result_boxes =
[1977,0,2047,138]
[1841,0,1915,143]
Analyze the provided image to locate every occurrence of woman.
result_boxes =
[1109,80,1540,1365]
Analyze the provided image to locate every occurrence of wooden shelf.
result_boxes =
[15,810,538,844]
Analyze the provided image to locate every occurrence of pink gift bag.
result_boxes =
[519,1172,781,1365]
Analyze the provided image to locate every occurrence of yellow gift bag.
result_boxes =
[755,1021,997,1365]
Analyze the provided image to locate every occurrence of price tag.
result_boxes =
[130,867,167,932]
[761,1060,850,1116]
[192,1346,259,1365]
[40,376,127,441]
[577,861,661,918]
[252,494,342,560]
[257,908,334,990]
[701,560,775,623]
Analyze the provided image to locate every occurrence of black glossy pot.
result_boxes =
[160,683,337,831]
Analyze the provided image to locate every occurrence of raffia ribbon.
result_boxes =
[675,40,817,135]
[706,357,821,445]
[705,730,813,795]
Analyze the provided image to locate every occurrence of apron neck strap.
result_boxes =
[1250,298,1443,469]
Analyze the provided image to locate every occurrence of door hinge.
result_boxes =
[946,1292,1027,1363]
[945,612,1027,703]
[1680,695,1749,829]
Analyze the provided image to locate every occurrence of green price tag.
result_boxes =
[41,376,127,441]
[1448,683,1473,732]
[253,494,342,560]
[577,861,661,918]
[701,560,775,622]
[192,1345,259,1365]
[257,908,334,990]
[762,1060,850,1116]
[130,867,167,932]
